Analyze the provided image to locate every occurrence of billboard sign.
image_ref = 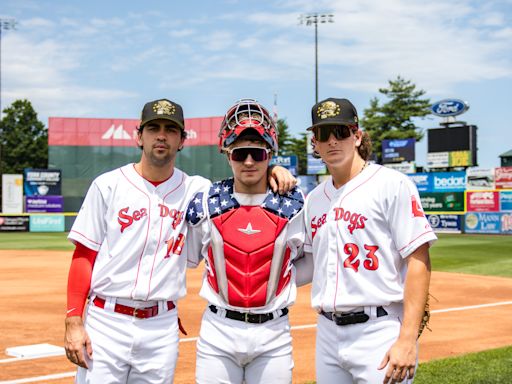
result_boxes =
[408,172,465,193]
[25,196,64,213]
[382,138,415,163]
[23,169,62,196]
[1,174,23,213]
[385,162,416,174]
[29,215,65,232]
[0,216,29,232]
[495,167,512,189]
[430,99,469,117]
[499,191,512,211]
[426,214,462,233]
[269,155,298,176]
[420,192,465,212]
[466,168,495,190]
[501,213,512,234]
[465,212,501,234]
[466,191,500,212]
[427,152,449,168]
[408,173,430,192]
[307,154,326,175]
[48,116,224,147]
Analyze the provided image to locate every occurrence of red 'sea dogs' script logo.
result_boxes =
[311,208,367,238]
[118,204,184,233]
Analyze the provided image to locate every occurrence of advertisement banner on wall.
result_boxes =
[408,172,466,193]
[382,138,415,163]
[385,162,416,174]
[25,196,64,213]
[307,154,326,175]
[426,214,462,233]
[0,216,29,231]
[23,169,62,196]
[29,215,65,232]
[466,191,500,212]
[449,150,473,167]
[466,167,495,190]
[269,155,298,176]
[465,212,501,234]
[1,174,23,213]
[500,191,512,211]
[420,192,465,212]
[501,213,512,234]
[495,166,512,189]
[427,152,449,168]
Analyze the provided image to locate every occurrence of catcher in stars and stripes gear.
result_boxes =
[185,98,307,384]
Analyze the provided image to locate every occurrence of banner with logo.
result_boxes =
[408,172,466,193]
[466,191,500,212]
[420,192,465,212]
[382,138,415,163]
[0,216,29,232]
[500,191,512,211]
[466,167,495,190]
[495,166,512,189]
[2,174,23,213]
[29,215,65,232]
[384,162,416,174]
[48,117,224,148]
[501,213,512,234]
[408,173,430,192]
[307,154,326,175]
[465,212,501,234]
[270,155,298,176]
[23,169,62,196]
[25,196,64,213]
[426,214,462,233]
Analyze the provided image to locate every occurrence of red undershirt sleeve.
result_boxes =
[66,242,98,317]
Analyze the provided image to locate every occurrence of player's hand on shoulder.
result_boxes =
[268,165,296,195]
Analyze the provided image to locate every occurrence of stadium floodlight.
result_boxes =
[0,18,17,116]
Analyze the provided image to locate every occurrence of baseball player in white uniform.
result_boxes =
[302,98,437,384]
[185,99,306,384]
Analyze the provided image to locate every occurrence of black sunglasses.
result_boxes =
[313,125,354,142]
[229,146,271,162]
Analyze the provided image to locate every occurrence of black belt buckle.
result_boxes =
[332,311,369,326]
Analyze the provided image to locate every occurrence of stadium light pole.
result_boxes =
[299,13,334,104]
[0,18,17,117]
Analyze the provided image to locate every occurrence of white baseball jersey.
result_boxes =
[68,163,211,302]
[186,182,305,314]
[304,163,437,313]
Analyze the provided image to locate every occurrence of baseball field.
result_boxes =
[0,232,511,384]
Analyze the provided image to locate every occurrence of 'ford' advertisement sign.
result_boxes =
[430,99,469,117]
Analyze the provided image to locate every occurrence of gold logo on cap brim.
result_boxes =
[317,101,340,119]
[153,100,175,116]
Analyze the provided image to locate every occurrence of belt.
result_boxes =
[209,305,288,324]
[321,306,388,326]
[93,297,175,319]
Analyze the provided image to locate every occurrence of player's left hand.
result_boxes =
[268,165,296,195]
[378,337,417,383]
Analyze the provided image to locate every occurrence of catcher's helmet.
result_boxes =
[218,99,278,154]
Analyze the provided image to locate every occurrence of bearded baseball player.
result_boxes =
[302,98,437,384]
[185,99,306,384]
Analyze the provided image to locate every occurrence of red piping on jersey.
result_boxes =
[398,230,435,253]
[332,165,383,311]
[146,172,185,299]
[120,167,152,299]
[69,230,102,246]
[322,183,331,202]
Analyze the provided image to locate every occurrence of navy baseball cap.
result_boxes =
[140,99,185,130]
[307,98,359,131]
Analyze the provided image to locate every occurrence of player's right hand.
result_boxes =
[64,316,92,368]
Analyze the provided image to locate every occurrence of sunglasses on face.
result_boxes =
[313,125,354,142]
[228,146,271,162]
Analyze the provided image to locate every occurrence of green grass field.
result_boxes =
[0,232,74,250]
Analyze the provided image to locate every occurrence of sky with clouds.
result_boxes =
[1,0,511,168]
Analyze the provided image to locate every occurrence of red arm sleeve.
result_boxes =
[66,242,98,317]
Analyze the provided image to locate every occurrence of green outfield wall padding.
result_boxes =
[49,145,231,213]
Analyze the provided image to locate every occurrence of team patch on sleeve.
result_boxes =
[186,192,205,225]
[263,186,304,220]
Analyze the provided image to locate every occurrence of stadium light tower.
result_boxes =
[0,18,17,116]
[299,13,334,104]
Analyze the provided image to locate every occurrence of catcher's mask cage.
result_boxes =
[218,99,278,154]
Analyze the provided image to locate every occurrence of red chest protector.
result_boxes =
[188,178,303,309]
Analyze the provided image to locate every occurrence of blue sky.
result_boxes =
[1,0,511,169]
